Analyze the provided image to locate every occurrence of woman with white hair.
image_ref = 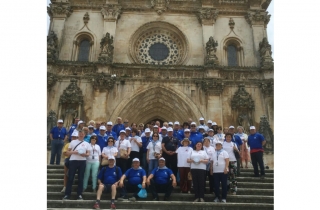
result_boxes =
[235,126,250,168]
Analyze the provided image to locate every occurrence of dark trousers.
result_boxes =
[179,167,191,193]
[213,173,228,200]
[150,179,173,199]
[236,157,241,175]
[128,151,140,169]
[116,158,128,174]
[139,152,148,173]
[162,153,178,178]
[250,151,265,176]
[205,171,214,193]
[65,160,86,196]
[123,180,140,198]
[191,169,206,199]
[50,139,64,165]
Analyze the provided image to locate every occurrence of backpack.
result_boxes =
[100,166,120,184]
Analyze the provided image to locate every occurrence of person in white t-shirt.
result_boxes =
[210,141,229,203]
[175,138,193,193]
[102,136,118,163]
[83,135,101,193]
[115,130,131,174]
[187,141,209,202]
[63,130,90,200]
[128,128,142,165]
[203,137,215,194]
[222,132,239,195]
[213,126,225,144]
[207,129,216,147]
[146,132,162,175]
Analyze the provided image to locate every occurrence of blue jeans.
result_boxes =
[148,159,158,175]
[50,139,64,165]
[83,161,100,190]
[65,160,86,196]
[213,173,228,200]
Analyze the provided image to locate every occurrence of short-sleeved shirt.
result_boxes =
[105,131,118,140]
[203,146,215,161]
[211,149,229,173]
[86,144,101,163]
[141,136,151,153]
[147,141,162,160]
[97,166,122,185]
[102,146,118,157]
[189,150,209,170]
[176,146,192,167]
[129,136,142,152]
[63,143,70,158]
[114,139,131,158]
[151,167,173,184]
[248,132,265,151]
[232,135,243,150]
[162,136,179,152]
[50,126,67,139]
[97,134,108,152]
[68,140,90,161]
[222,141,237,161]
[124,167,146,185]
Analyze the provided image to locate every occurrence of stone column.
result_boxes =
[245,10,271,67]
[100,4,122,37]
[47,1,73,57]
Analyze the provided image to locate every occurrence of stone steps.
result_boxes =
[47,200,274,210]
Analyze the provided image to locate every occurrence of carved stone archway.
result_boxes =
[109,86,203,125]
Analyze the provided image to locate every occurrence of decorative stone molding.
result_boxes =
[245,10,271,27]
[47,72,58,90]
[83,12,90,24]
[47,2,73,18]
[229,18,235,29]
[59,79,84,105]
[90,73,117,91]
[53,65,97,76]
[217,0,248,4]
[231,84,254,110]
[195,79,225,95]
[47,110,57,148]
[47,31,58,63]
[101,4,122,21]
[258,115,274,154]
[151,0,170,15]
[205,37,219,66]
[259,80,273,96]
[259,38,274,70]
[197,8,219,25]
[98,32,114,63]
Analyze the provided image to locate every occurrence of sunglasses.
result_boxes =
[108,140,114,142]
[153,136,159,137]
[190,126,196,127]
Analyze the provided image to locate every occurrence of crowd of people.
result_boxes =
[49,117,267,209]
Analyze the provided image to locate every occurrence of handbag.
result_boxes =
[120,149,128,159]
[137,184,147,198]
[101,158,109,166]
[187,172,192,181]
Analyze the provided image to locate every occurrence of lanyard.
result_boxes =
[118,139,124,149]
[216,149,223,161]
[91,144,95,155]
[152,140,159,152]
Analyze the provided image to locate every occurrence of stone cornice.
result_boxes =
[47,2,73,18]
[197,8,219,25]
[245,9,271,27]
[101,4,122,21]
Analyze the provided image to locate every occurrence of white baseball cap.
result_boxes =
[120,130,126,133]
[57,119,63,123]
[208,129,213,132]
[99,126,106,130]
[161,126,167,130]
[145,128,151,133]
[153,125,158,128]
[108,156,115,160]
[184,129,190,132]
[71,131,78,137]
[78,120,84,125]
[88,125,94,128]
[159,157,165,161]
[125,127,131,131]
[207,120,212,124]
[250,126,256,130]
[174,121,179,125]
[229,126,235,129]
[212,122,217,125]
[168,122,173,125]
[167,127,173,132]
[215,141,223,145]
[132,158,140,162]
[191,122,196,125]
[199,117,204,120]
[107,121,113,126]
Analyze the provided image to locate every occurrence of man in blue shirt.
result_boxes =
[146,157,177,201]
[173,121,181,139]
[248,126,266,179]
[93,156,123,210]
[189,122,203,148]
[112,117,125,136]
[97,126,108,152]
[105,121,118,140]
[229,125,243,175]
[119,158,147,201]
[67,118,79,141]
[49,119,68,165]
[139,128,151,172]
[93,121,101,135]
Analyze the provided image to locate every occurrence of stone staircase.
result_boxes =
[47,165,274,210]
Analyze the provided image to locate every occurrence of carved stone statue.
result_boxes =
[64,108,78,129]
[98,32,114,63]
[151,0,170,15]
[259,37,274,70]
[237,112,252,133]
[47,31,58,62]
[229,18,235,29]
[258,115,274,154]
[205,36,219,65]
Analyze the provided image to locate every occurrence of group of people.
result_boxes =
[49,116,267,209]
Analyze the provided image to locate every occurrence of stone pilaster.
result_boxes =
[101,4,122,37]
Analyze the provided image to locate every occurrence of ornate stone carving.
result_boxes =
[47,2,73,18]
[259,80,274,96]
[47,72,58,90]
[205,36,219,66]
[231,84,254,110]
[59,79,84,105]
[229,18,235,29]
[83,12,90,24]
[47,110,57,148]
[195,79,225,95]
[151,0,170,15]
[218,0,248,4]
[245,10,271,27]
[101,4,122,21]
[197,8,219,24]
[259,38,274,70]
[98,33,114,63]
[47,31,58,62]
[258,115,274,154]
[91,73,117,91]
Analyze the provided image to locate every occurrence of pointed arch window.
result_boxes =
[78,39,90,61]
[223,38,244,66]
[71,33,94,61]
[227,45,238,66]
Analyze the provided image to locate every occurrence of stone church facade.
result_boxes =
[47,0,274,153]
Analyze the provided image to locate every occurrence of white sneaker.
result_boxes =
[221,199,226,203]
[60,187,66,193]
[128,197,136,202]
[213,197,219,202]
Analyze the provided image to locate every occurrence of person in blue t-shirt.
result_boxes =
[146,157,177,201]
[228,126,243,175]
[189,122,203,148]
[67,118,79,141]
[139,128,151,172]
[93,156,123,210]
[97,126,108,153]
[49,119,68,165]
[105,121,118,140]
[119,158,147,201]
[112,117,125,136]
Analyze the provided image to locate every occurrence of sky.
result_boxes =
[46,0,274,57]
